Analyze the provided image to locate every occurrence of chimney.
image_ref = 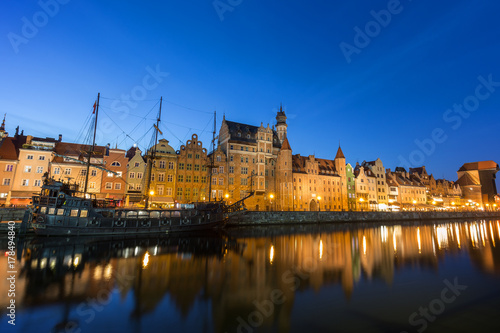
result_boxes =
[58,134,62,142]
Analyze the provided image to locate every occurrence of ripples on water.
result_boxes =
[1,219,500,333]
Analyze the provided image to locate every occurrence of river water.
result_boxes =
[1,219,500,333]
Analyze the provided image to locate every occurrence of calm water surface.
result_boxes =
[2,219,500,333]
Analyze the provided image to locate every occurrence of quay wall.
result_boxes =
[0,208,25,222]
[227,210,500,226]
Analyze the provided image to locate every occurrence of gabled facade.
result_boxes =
[346,163,356,211]
[125,146,146,206]
[101,147,128,201]
[362,158,389,209]
[0,134,26,206]
[457,161,499,207]
[146,139,177,208]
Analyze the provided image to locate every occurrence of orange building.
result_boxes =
[101,146,128,202]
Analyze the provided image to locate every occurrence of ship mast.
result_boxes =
[144,97,162,209]
[208,111,216,202]
[84,93,99,195]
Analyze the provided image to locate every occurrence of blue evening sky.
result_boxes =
[1,0,499,185]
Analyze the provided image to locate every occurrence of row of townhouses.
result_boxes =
[0,111,499,211]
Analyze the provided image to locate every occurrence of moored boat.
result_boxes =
[25,178,228,236]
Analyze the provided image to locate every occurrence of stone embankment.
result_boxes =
[227,210,500,226]
[0,208,25,222]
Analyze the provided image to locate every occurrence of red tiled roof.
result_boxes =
[0,136,27,160]
[458,161,499,172]
[335,146,345,159]
[281,137,291,151]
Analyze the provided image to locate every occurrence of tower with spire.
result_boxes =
[0,114,7,139]
[275,103,287,144]
[334,145,348,210]
[276,135,293,210]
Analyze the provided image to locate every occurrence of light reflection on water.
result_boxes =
[1,219,500,332]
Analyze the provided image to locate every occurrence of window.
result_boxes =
[166,187,172,196]
[3,179,11,186]
[219,166,224,173]
[217,155,221,162]
[129,172,135,179]
[201,176,207,183]
[38,155,45,161]
[186,175,191,183]
[158,173,165,182]
[117,171,122,177]
[177,187,183,196]
[64,168,71,175]
[212,177,217,185]
[193,188,198,197]
[24,166,32,173]
[229,166,234,173]
[193,176,199,183]
[241,178,248,185]
[129,184,135,190]
[186,164,192,171]
[36,166,44,173]
[107,172,114,177]
[105,182,112,189]
[218,190,223,198]
[168,162,174,169]
[5,165,13,172]
[157,186,164,195]
[22,179,29,186]
[178,175,183,182]
[80,169,87,176]
[212,168,217,174]
[230,155,233,162]
[135,162,140,167]
[195,154,200,159]
[185,188,191,198]
[219,178,224,185]
[26,155,34,160]
[111,161,121,167]
[91,170,97,176]
[229,177,234,185]
[136,184,142,190]
[114,183,121,190]
[194,164,200,171]
[89,182,96,189]
[241,167,248,175]
[151,174,155,181]
[178,163,184,170]
[34,180,41,187]
[137,172,143,179]
[230,145,234,150]
[167,174,173,182]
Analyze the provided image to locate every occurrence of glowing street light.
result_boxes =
[359,197,364,212]
[317,196,321,211]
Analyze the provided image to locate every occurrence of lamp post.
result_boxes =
[269,193,274,211]
[149,190,154,209]
[413,200,417,211]
[359,197,364,212]
[317,196,321,212]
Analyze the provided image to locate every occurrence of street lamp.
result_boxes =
[317,196,321,212]
[269,193,274,211]
[413,200,417,211]
[359,197,364,212]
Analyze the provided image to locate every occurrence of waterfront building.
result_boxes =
[12,135,59,206]
[386,168,427,210]
[176,134,209,203]
[145,139,177,208]
[100,146,128,202]
[51,141,105,197]
[362,158,389,210]
[125,146,146,206]
[207,146,229,202]
[354,163,377,211]
[218,114,281,211]
[346,163,356,211]
[0,132,25,206]
[456,161,499,207]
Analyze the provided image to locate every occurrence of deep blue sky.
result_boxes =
[1,0,499,185]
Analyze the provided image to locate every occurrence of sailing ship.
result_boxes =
[23,93,237,236]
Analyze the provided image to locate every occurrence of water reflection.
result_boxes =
[1,220,500,332]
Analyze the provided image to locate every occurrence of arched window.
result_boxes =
[111,161,121,167]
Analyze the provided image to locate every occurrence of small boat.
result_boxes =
[25,178,228,236]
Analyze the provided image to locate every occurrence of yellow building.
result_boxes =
[176,134,209,203]
[145,139,177,207]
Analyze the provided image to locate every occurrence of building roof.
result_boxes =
[224,120,282,148]
[456,172,481,186]
[292,155,340,175]
[335,146,345,159]
[0,136,26,160]
[458,161,499,172]
[281,136,291,150]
